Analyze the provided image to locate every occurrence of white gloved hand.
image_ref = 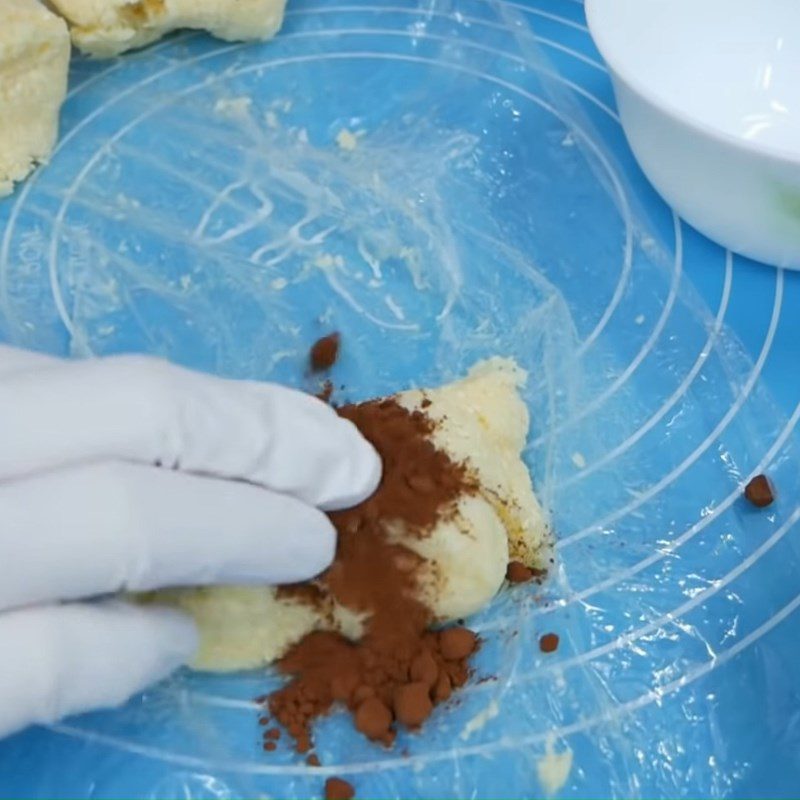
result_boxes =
[0,345,381,740]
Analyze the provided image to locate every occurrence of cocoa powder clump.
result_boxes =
[506,560,533,583]
[439,627,478,661]
[265,397,480,753]
[310,333,341,372]
[393,682,433,728]
[410,650,439,688]
[744,474,775,508]
[506,560,547,585]
[539,632,559,653]
[325,777,355,800]
[354,696,393,744]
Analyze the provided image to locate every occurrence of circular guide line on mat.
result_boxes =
[555,251,733,490]
[561,267,784,547]
[530,212,683,447]
[517,482,800,680]
[477,351,798,634]
[285,6,606,71]
[466,407,800,680]
[503,397,800,622]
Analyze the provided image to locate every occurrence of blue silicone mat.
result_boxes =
[1,1,799,797]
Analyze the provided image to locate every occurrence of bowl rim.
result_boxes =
[585,0,800,166]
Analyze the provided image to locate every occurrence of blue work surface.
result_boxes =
[1,1,799,797]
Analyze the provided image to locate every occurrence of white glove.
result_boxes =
[0,345,381,740]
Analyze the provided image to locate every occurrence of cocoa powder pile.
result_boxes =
[262,397,480,754]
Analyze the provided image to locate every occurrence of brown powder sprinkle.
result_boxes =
[306,753,321,767]
[264,397,481,753]
[506,560,547,585]
[310,332,341,372]
[506,560,534,583]
[539,633,559,653]
[744,474,775,508]
[325,777,355,800]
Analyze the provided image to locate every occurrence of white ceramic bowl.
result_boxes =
[586,0,800,269]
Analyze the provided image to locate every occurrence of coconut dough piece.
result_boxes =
[143,586,317,671]
[399,357,547,568]
[150,358,549,671]
[47,0,287,58]
[0,0,70,197]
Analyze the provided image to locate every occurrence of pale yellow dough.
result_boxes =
[47,0,287,57]
[0,0,70,196]
[151,358,550,671]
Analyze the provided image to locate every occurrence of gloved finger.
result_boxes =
[0,462,337,611]
[0,601,196,740]
[0,344,60,377]
[0,353,380,511]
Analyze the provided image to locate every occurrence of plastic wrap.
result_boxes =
[1,0,799,797]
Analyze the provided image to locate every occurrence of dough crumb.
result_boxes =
[570,451,587,469]
[536,737,573,797]
[335,128,359,151]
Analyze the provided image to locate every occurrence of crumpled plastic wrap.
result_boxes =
[1,0,799,797]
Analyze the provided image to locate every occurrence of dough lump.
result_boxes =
[0,0,70,196]
[147,358,550,671]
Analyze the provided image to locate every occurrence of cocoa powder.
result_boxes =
[439,627,478,661]
[506,560,547,585]
[744,474,775,508]
[393,682,433,728]
[310,333,341,372]
[264,397,479,753]
[506,560,533,583]
[539,633,559,653]
[325,777,355,800]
